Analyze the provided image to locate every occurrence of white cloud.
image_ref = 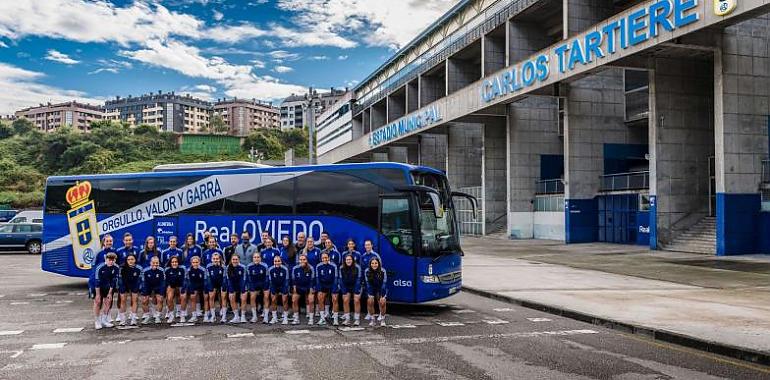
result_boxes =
[251,59,266,69]
[0,41,7,48]
[88,59,132,75]
[212,10,224,21]
[277,0,459,49]
[309,55,328,61]
[0,62,102,114]
[179,84,218,100]
[120,39,305,100]
[267,50,301,62]
[273,65,293,73]
[45,49,79,65]
[337,55,348,60]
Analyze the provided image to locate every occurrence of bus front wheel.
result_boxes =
[26,240,41,255]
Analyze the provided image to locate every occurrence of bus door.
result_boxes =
[379,194,418,303]
[153,216,179,250]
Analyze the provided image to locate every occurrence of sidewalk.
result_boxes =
[460,237,770,364]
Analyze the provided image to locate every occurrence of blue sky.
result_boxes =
[0,0,458,114]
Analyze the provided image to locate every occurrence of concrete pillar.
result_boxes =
[387,89,406,122]
[418,134,448,171]
[564,69,637,243]
[714,17,770,255]
[483,119,507,233]
[362,108,371,134]
[649,57,714,249]
[406,80,419,113]
[371,100,387,130]
[351,114,363,140]
[447,123,482,189]
[508,97,563,239]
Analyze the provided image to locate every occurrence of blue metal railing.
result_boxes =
[535,179,564,194]
[600,171,649,192]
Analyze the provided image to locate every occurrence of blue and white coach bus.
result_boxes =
[41,162,476,303]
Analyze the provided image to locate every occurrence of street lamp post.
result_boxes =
[304,92,317,165]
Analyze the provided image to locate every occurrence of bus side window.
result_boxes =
[380,197,413,255]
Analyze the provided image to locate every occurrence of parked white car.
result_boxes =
[7,210,43,224]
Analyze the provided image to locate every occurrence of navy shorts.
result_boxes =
[98,286,113,299]
[339,282,361,295]
[186,283,205,294]
[270,284,289,295]
[294,287,311,296]
[167,281,184,290]
[207,280,224,293]
[226,281,245,294]
[141,286,163,297]
[119,282,140,294]
[248,282,268,292]
[316,284,334,294]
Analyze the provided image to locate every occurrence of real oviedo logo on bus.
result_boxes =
[65,181,101,270]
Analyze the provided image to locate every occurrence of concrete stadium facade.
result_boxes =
[319,0,770,255]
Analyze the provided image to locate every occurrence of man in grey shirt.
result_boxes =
[235,231,258,263]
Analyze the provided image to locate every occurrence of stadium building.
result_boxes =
[318,0,770,255]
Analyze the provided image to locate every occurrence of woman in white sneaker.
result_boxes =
[117,253,142,326]
[93,252,120,330]
[164,256,186,323]
[140,256,166,324]
[225,254,248,323]
[364,257,388,327]
[338,254,362,326]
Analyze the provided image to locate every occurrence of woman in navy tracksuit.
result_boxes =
[225,254,248,323]
[205,252,227,323]
[164,256,186,323]
[315,251,339,326]
[140,236,162,268]
[342,238,361,265]
[364,257,388,327]
[338,253,362,326]
[291,254,316,325]
[182,233,202,266]
[268,255,290,325]
[90,234,116,318]
[140,256,165,324]
[117,253,142,326]
[247,252,270,323]
[182,256,207,323]
[93,252,120,330]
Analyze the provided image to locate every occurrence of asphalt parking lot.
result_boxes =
[0,252,768,380]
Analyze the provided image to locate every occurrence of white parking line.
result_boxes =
[285,329,310,335]
[116,326,139,330]
[493,308,514,312]
[226,332,254,338]
[53,327,84,333]
[0,330,24,336]
[101,340,131,345]
[28,293,47,297]
[166,336,194,341]
[31,343,66,350]
[55,300,73,304]
[527,318,552,322]
[0,294,5,298]
[483,319,510,325]
[170,323,195,327]
[436,322,465,327]
[0,350,23,358]
[389,324,417,329]
[452,309,476,314]
[338,327,365,332]
[10,301,29,305]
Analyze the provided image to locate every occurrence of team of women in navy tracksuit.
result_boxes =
[90,233,388,330]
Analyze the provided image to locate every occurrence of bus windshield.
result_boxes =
[412,171,460,256]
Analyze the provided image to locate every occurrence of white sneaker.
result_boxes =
[341,315,350,326]
[141,315,151,324]
[291,315,300,325]
[269,315,278,324]
[318,316,327,326]
[178,314,186,323]
[353,319,360,326]
[115,313,124,325]
[380,319,386,327]
[166,313,174,323]
[281,315,289,325]
[240,313,246,323]
[102,317,114,328]
[263,313,270,324]
[118,316,127,326]
[95,319,103,330]
[130,316,137,326]
[377,315,385,321]
[307,316,314,325]
[154,315,161,324]
[188,314,198,323]
[369,320,376,327]
[332,315,339,326]
[203,314,211,323]
[365,313,372,321]
[230,315,240,323]
[220,313,227,323]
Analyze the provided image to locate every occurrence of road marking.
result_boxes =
[389,324,417,329]
[101,340,131,345]
[116,326,139,330]
[483,319,510,325]
[166,336,194,341]
[31,343,66,350]
[452,309,476,314]
[285,329,310,335]
[28,293,47,297]
[53,327,83,333]
[0,350,23,358]
[55,300,73,304]
[294,330,599,351]
[170,323,195,327]
[493,308,514,312]
[227,332,254,338]
[527,318,552,322]
[0,330,23,336]
[69,292,86,296]
[0,294,5,298]
[338,327,365,332]
[436,322,465,327]
[10,302,29,305]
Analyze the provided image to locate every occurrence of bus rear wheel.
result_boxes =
[27,240,41,255]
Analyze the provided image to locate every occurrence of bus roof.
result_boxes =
[46,162,445,183]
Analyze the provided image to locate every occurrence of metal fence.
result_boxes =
[535,179,564,194]
[600,171,649,192]
[762,160,770,183]
[455,186,483,236]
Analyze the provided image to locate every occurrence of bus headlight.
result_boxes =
[421,275,440,284]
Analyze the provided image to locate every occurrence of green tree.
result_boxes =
[11,118,34,135]
[243,129,284,159]
[134,124,159,136]
[0,122,13,139]
[210,114,229,134]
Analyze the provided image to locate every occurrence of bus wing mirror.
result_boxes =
[451,191,478,220]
